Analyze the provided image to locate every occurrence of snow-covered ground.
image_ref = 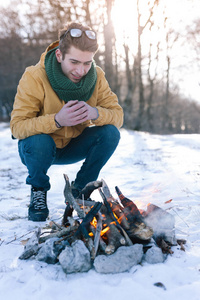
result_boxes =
[0,122,200,300]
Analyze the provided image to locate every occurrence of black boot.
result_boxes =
[28,187,49,221]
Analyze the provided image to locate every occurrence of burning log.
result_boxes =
[99,188,132,250]
[89,223,107,254]
[100,204,127,254]
[126,221,154,243]
[61,202,103,258]
[104,221,126,254]
[75,202,103,240]
[98,180,133,246]
[99,188,121,228]
[91,212,103,259]
[105,195,130,230]
[114,186,153,243]
[115,186,144,223]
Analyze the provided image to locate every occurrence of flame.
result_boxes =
[90,216,97,227]
[89,216,110,238]
[100,226,110,236]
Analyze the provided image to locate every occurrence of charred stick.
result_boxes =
[102,198,133,246]
[92,212,103,259]
[99,188,121,227]
[63,174,85,219]
[62,203,74,227]
[155,237,174,254]
[108,201,130,230]
[115,186,144,223]
[75,202,102,239]
[99,188,130,244]
[122,206,142,224]
[177,239,186,251]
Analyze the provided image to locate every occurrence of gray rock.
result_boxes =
[59,240,92,273]
[144,205,177,245]
[144,246,165,264]
[36,238,59,264]
[36,237,69,264]
[93,244,143,274]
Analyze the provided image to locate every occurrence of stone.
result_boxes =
[93,244,143,274]
[144,246,166,264]
[36,237,69,264]
[59,240,92,274]
[144,204,177,245]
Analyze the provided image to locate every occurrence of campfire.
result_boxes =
[19,175,186,274]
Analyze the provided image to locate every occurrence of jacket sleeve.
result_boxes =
[10,68,59,140]
[91,69,124,129]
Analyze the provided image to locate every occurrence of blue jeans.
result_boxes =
[18,125,120,192]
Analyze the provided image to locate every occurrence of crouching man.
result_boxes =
[10,21,123,222]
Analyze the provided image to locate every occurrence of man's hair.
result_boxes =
[59,22,98,57]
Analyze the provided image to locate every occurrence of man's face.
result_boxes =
[55,46,94,83]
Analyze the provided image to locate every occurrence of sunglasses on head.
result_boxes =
[62,28,97,40]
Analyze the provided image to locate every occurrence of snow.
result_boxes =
[0,122,200,300]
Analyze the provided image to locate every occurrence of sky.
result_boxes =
[0,122,200,299]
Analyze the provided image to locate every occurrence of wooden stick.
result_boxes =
[39,225,78,243]
[63,174,85,219]
[91,212,103,259]
[108,200,130,230]
[90,224,107,253]
[104,221,126,254]
[75,198,96,207]
[80,180,102,200]
[155,237,174,254]
[75,202,102,239]
[101,178,114,199]
[99,188,133,246]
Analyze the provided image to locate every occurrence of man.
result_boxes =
[10,22,123,222]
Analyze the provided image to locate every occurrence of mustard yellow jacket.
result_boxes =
[10,41,124,148]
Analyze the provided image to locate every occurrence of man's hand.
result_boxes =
[55,100,98,127]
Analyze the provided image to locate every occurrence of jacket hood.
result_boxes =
[40,40,59,68]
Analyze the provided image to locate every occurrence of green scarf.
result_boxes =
[44,47,97,102]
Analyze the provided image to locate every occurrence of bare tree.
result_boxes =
[146,39,160,131]
[134,0,159,130]
[103,0,115,90]
[162,24,179,132]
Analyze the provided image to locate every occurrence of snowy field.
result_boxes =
[0,122,200,300]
